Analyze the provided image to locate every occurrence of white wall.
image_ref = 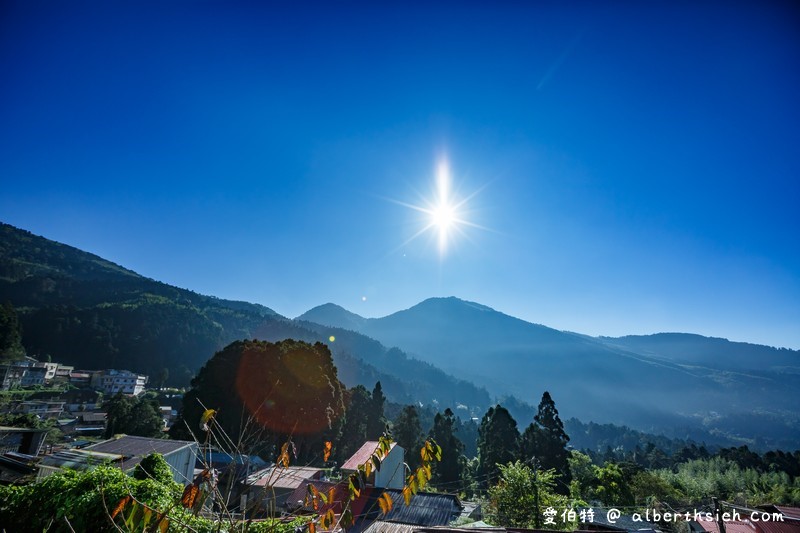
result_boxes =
[375,445,405,490]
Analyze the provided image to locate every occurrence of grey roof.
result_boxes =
[39,449,124,470]
[364,490,462,527]
[85,435,195,471]
[362,520,416,533]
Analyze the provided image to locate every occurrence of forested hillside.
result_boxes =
[0,222,490,409]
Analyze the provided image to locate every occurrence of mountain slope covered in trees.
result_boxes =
[0,222,490,409]
[298,298,800,448]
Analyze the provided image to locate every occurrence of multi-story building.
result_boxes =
[95,370,149,396]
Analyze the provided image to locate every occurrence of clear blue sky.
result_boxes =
[2,1,798,349]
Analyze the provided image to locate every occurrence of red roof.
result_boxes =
[698,520,757,533]
[773,508,800,521]
[698,517,800,533]
[341,441,396,471]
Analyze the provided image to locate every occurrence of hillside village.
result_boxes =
[1,344,799,533]
[0,223,799,531]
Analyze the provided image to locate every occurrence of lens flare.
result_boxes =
[388,156,486,258]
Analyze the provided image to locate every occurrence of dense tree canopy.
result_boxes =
[0,301,25,360]
[393,405,424,471]
[520,391,572,494]
[486,461,571,530]
[171,339,346,462]
[104,393,164,439]
[429,408,465,487]
[477,405,520,488]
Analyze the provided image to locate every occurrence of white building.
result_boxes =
[341,441,405,490]
[95,369,149,396]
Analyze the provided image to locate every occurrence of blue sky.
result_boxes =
[2,1,799,348]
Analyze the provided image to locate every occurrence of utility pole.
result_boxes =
[712,497,727,533]
[532,457,541,529]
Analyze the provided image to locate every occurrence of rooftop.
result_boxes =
[341,441,397,471]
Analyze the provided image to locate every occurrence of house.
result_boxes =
[286,481,463,533]
[93,369,149,396]
[38,449,125,480]
[362,490,463,529]
[0,359,49,390]
[341,441,406,490]
[0,451,39,485]
[242,465,323,516]
[37,435,198,484]
[0,425,48,455]
[696,504,800,533]
[12,400,65,419]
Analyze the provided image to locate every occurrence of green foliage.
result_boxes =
[367,381,388,439]
[105,393,164,439]
[652,456,800,506]
[0,301,25,360]
[393,405,424,471]
[477,405,520,489]
[0,465,180,532]
[486,461,571,530]
[134,453,174,484]
[172,339,346,462]
[520,392,572,494]
[337,385,373,462]
[592,462,634,506]
[429,408,465,486]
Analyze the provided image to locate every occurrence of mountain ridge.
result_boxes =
[0,222,491,409]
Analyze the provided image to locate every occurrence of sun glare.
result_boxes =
[390,156,486,258]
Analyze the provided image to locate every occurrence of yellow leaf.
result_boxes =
[309,522,316,533]
[416,467,427,488]
[402,486,412,506]
[364,460,372,478]
[323,441,332,462]
[180,485,200,509]
[378,492,393,515]
[110,495,131,519]
[199,409,216,430]
[279,442,291,467]
[327,488,336,505]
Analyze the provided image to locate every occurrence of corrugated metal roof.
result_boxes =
[698,519,757,533]
[85,435,195,471]
[342,441,397,471]
[773,508,800,521]
[361,490,462,527]
[754,520,800,533]
[247,466,322,489]
[362,520,416,533]
[39,449,124,470]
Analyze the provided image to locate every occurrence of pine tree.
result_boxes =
[477,404,520,489]
[338,385,372,462]
[393,405,423,470]
[367,381,387,439]
[429,408,465,487]
[519,391,571,494]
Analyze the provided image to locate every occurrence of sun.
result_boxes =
[390,157,485,257]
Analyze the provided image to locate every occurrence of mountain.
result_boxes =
[597,333,800,373]
[0,222,490,410]
[297,296,800,448]
[297,303,368,332]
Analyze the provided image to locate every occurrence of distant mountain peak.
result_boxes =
[296,302,368,331]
